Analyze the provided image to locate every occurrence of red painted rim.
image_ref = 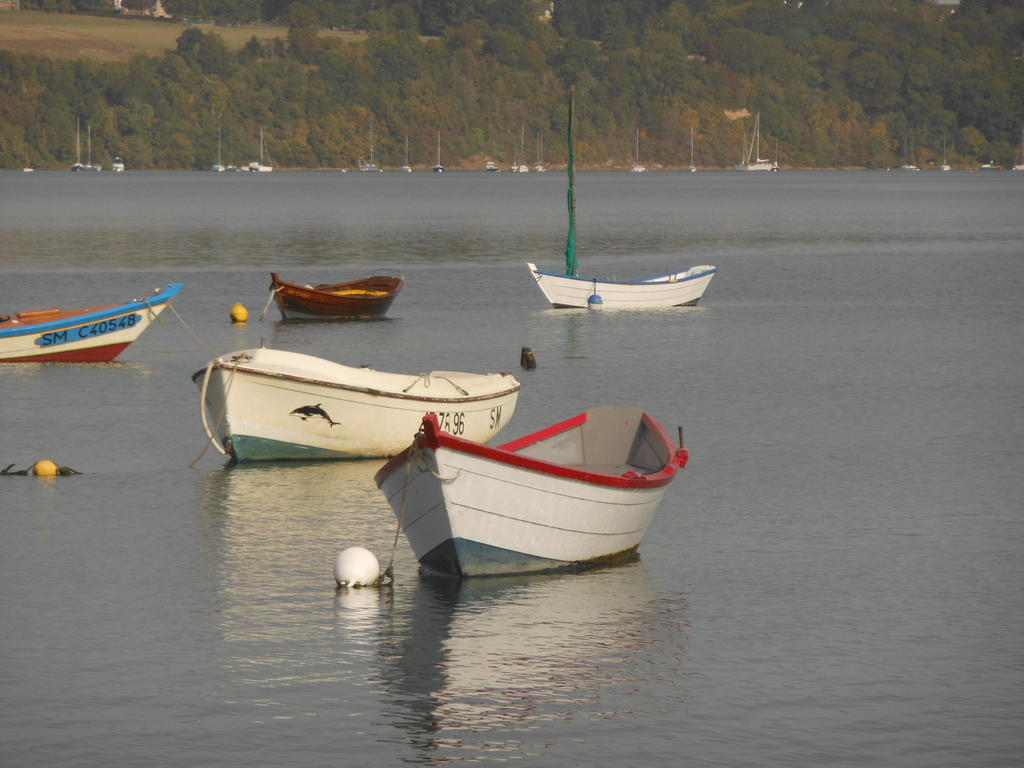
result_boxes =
[376,410,688,489]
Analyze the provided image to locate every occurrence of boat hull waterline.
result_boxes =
[0,284,183,363]
[194,347,521,462]
[528,263,716,309]
[270,272,403,321]
[375,405,689,577]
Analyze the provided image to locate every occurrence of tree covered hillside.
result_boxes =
[2,0,1022,169]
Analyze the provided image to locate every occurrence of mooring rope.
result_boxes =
[379,447,417,587]
[402,372,430,393]
[436,376,469,396]
[167,302,217,356]
[189,361,238,467]
[401,372,470,396]
[258,287,281,322]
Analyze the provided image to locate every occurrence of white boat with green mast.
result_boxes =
[527,87,717,309]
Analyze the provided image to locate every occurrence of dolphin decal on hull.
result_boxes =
[290,403,341,427]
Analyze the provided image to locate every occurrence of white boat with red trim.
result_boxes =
[375,405,690,578]
[193,347,520,462]
[528,87,715,309]
[0,284,182,363]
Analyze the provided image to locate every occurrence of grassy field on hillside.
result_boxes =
[0,10,362,61]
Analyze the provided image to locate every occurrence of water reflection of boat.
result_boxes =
[200,461,407,635]
[376,565,687,759]
[197,459,415,717]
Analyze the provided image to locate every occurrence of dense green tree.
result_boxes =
[845,51,902,116]
[2,2,1023,170]
[176,28,235,75]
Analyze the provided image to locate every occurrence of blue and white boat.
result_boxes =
[0,284,182,363]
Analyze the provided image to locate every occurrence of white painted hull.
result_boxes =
[376,406,688,577]
[527,263,716,309]
[194,347,520,462]
[733,160,778,171]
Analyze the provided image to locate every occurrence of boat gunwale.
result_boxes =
[0,284,183,339]
[376,410,686,491]
[192,362,521,405]
[529,265,717,286]
[271,272,403,301]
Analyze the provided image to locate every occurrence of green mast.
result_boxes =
[564,86,579,277]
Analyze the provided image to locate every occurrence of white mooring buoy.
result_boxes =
[334,546,381,587]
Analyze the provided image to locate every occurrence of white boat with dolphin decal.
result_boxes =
[0,284,182,363]
[193,346,521,462]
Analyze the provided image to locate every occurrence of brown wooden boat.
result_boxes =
[269,272,403,321]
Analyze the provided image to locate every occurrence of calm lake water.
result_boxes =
[1,170,1022,766]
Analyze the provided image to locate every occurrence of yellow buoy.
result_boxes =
[32,459,59,477]
[230,302,249,324]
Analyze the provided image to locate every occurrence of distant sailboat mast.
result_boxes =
[689,124,696,172]
[433,130,444,172]
[631,128,647,172]
[401,134,412,172]
[213,122,225,172]
[534,130,546,172]
[72,116,82,171]
[518,123,528,172]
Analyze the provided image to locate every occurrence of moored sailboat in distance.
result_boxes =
[533,130,546,172]
[898,137,920,171]
[248,127,273,172]
[432,130,444,172]
[358,115,382,172]
[733,112,778,171]
[511,123,529,172]
[688,124,697,173]
[400,135,412,172]
[71,118,101,172]
[631,128,647,172]
[212,123,226,172]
